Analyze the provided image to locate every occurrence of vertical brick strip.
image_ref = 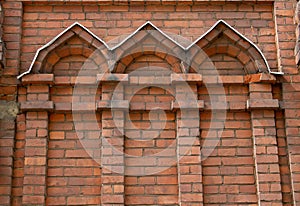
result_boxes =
[22,82,50,205]
[2,1,22,76]
[276,0,298,204]
[0,2,4,66]
[12,114,26,206]
[175,83,203,205]
[22,111,48,205]
[274,0,296,73]
[283,75,300,205]
[0,2,22,205]
[295,1,300,66]
[101,83,125,205]
[0,118,14,205]
[249,83,283,205]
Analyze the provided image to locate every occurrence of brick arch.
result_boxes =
[193,20,269,74]
[113,51,182,74]
[23,22,106,75]
[42,40,96,74]
[200,42,256,75]
[111,22,185,73]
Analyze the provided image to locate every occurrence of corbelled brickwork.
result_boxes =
[0,0,299,206]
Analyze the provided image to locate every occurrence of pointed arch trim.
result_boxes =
[18,22,108,79]
[18,20,280,79]
[188,20,275,74]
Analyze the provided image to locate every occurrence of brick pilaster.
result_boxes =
[20,74,53,205]
[176,109,203,205]
[22,111,48,205]
[0,2,23,204]
[99,76,128,205]
[248,81,282,205]
[172,74,204,205]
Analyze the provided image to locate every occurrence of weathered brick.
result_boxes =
[0,1,298,205]
[20,101,54,112]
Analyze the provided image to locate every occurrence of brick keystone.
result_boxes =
[172,100,204,110]
[171,73,202,84]
[20,101,54,112]
[247,99,279,110]
[97,74,128,83]
[97,100,129,110]
[22,74,54,85]
[244,73,276,84]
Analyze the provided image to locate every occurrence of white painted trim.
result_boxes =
[17,22,109,79]
[110,21,187,51]
[187,19,272,73]
[18,20,276,79]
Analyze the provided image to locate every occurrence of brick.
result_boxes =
[24,157,46,166]
[23,176,45,185]
[97,73,128,83]
[224,176,255,184]
[249,83,272,92]
[21,74,54,85]
[97,100,129,110]
[65,149,89,158]
[49,131,64,140]
[172,100,204,110]
[125,196,156,205]
[21,101,54,112]
[73,76,97,85]
[67,196,100,205]
[22,195,45,204]
[247,99,279,110]
[245,73,276,84]
[27,85,49,94]
[64,168,93,176]
[26,139,47,147]
[171,73,202,84]
[218,75,244,84]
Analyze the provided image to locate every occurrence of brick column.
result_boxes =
[277,0,298,204]
[98,74,128,205]
[0,116,15,205]
[171,74,204,205]
[247,74,282,205]
[175,109,203,205]
[20,74,54,205]
[22,111,48,205]
[0,2,22,205]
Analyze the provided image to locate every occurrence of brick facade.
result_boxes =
[0,0,300,205]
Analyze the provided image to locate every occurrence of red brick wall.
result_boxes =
[0,0,299,205]
[20,2,278,73]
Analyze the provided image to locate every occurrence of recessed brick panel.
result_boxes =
[47,113,101,205]
[201,111,257,204]
[124,111,178,205]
